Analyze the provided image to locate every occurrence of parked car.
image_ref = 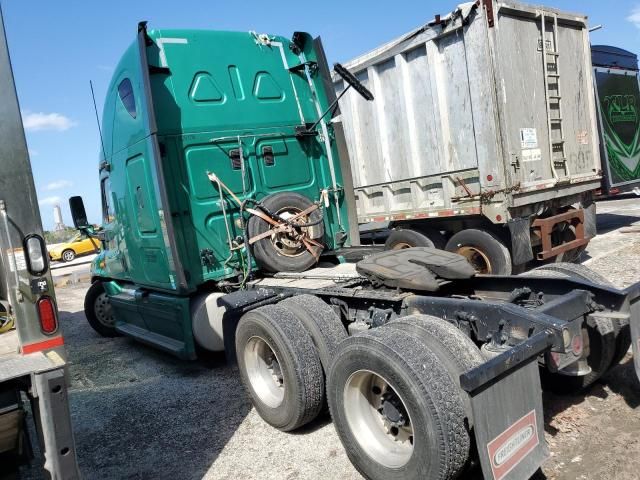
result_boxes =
[48,231,100,262]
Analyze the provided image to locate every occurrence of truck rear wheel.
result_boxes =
[280,295,347,372]
[247,192,324,273]
[387,315,483,427]
[235,304,323,431]
[527,263,630,367]
[523,264,618,391]
[84,281,119,337]
[327,326,470,480]
[445,229,512,275]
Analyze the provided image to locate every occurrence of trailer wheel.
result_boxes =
[527,263,631,368]
[235,304,323,431]
[445,229,512,274]
[522,265,617,391]
[327,326,470,480]
[280,295,347,372]
[384,229,435,250]
[387,315,484,425]
[247,192,324,273]
[84,281,119,337]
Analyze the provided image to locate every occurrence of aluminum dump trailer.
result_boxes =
[592,45,640,197]
[334,0,601,274]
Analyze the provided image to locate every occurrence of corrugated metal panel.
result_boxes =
[335,0,601,223]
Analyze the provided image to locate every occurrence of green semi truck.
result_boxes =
[69,21,640,480]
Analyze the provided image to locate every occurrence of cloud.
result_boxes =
[44,179,73,191]
[628,6,640,29]
[39,196,61,206]
[22,111,76,132]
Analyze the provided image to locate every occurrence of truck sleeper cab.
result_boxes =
[84,23,353,359]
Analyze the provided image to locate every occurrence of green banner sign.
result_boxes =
[595,70,640,184]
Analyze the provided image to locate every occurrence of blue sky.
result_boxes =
[4,0,640,229]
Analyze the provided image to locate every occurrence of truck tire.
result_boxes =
[84,281,120,337]
[387,315,484,425]
[327,326,470,480]
[280,295,347,372]
[235,304,323,431]
[528,263,631,369]
[384,229,435,250]
[247,192,324,273]
[445,229,512,275]
[522,264,617,391]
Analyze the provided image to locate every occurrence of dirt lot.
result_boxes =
[21,196,640,480]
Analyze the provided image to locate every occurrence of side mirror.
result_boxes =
[69,196,89,229]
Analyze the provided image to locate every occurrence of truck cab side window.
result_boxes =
[101,177,115,223]
[117,78,137,118]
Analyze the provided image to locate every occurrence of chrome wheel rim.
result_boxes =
[244,336,285,408]
[343,370,414,468]
[94,292,115,327]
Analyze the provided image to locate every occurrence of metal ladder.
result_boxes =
[539,11,569,179]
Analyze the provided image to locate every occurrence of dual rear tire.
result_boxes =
[235,295,346,431]
[236,304,483,480]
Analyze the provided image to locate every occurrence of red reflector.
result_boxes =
[609,188,620,195]
[22,336,64,354]
[571,334,583,356]
[37,296,58,334]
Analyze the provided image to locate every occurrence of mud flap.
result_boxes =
[468,358,549,480]
[630,297,640,382]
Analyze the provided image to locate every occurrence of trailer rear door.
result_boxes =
[492,2,599,187]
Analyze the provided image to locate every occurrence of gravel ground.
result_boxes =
[19,196,640,480]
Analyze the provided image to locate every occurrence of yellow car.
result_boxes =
[48,232,101,262]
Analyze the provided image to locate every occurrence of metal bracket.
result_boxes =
[482,0,495,27]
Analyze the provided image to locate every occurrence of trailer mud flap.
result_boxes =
[630,298,640,382]
[467,358,548,480]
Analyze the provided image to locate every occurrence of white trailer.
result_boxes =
[0,6,79,478]
[334,0,601,274]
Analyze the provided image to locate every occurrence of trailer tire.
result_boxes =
[526,263,631,368]
[247,192,323,273]
[280,295,347,372]
[235,304,323,431]
[84,281,120,337]
[384,229,435,250]
[387,315,484,425]
[327,326,470,480]
[445,229,512,274]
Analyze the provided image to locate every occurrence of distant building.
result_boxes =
[53,204,66,231]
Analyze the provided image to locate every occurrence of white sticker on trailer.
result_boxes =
[520,128,538,149]
[521,148,542,163]
[6,249,26,273]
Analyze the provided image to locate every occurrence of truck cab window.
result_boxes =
[101,177,115,223]
[117,78,136,118]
